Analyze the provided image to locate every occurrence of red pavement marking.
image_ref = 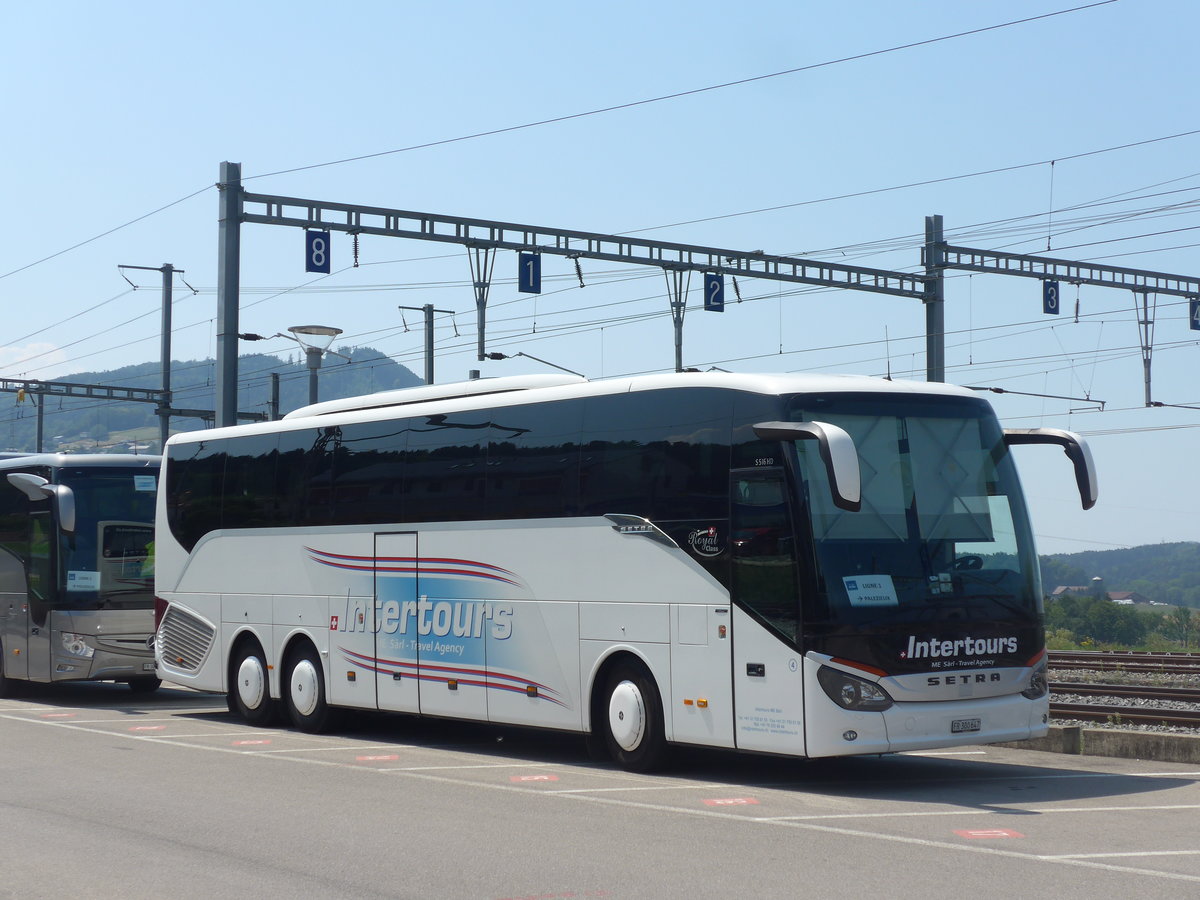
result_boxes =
[955,829,1025,839]
[232,739,272,746]
[703,797,759,806]
[40,713,76,719]
[356,754,400,761]
[510,774,560,783]
[129,725,166,732]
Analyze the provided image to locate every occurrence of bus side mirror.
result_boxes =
[1003,427,1098,511]
[6,473,77,534]
[753,421,861,512]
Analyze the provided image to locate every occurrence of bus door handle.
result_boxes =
[31,627,39,636]
[746,663,765,677]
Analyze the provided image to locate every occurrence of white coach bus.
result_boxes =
[153,372,1095,770]
[0,454,160,695]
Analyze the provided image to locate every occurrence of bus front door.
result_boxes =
[729,468,807,755]
[374,533,420,714]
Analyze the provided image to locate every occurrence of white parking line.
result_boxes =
[6,710,1199,885]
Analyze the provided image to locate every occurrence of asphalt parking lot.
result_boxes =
[2,682,1198,899]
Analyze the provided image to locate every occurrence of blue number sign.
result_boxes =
[518,253,541,294]
[306,231,331,274]
[1192,298,1200,331]
[1042,280,1060,315]
[704,273,724,312]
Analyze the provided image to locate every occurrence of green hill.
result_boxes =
[1040,542,1200,609]
[1,347,420,453]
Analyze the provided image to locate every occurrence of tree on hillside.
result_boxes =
[1168,606,1198,649]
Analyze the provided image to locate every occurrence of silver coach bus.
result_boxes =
[0,454,160,695]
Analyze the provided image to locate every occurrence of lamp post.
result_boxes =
[288,325,343,405]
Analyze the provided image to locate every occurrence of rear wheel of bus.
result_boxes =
[230,639,277,726]
[601,660,667,772]
[284,643,335,733]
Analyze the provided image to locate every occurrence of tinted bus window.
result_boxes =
[486,400,582,519]
[334,420,409,525]
[404,414,491,523]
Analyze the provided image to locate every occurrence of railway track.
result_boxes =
[1047,654,1200,729]
[1049,650,1200,675]
[1048,701,1200,729]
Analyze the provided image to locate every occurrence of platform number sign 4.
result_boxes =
[518,252,541,294]
[306,230,331,274]
[704,272,724,312]
[1191,298,1200,331]
[1042,280,1060,315]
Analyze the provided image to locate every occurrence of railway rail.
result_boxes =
[1047,652,1200,730]
[1048,650,1200,675]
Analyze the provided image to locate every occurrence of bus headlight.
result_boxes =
[817,666,893,711]
[61,632,95,659]
[1021,661,1048,699]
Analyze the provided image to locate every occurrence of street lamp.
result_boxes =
[287,325,343,405]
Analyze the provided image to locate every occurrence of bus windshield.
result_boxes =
[787,393,1041,629]
[56,466,157,610]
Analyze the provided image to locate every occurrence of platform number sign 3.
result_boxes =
[1042,280,1060,315]
[306,230,331,274]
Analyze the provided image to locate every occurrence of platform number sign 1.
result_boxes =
[518,252,541,294]
[704,272,725,312]
[1042,280,1060,315]
[305,230,331,274]
[1191,297,1200,331]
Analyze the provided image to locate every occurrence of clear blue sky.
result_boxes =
[2,0,1197,555]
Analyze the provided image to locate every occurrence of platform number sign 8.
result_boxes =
[305,230,331,274]
[1191,298,1200,331]
[1042,280,1060,316]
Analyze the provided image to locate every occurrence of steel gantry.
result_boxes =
[926,221,1200,406]
[214,161,1200,427]
[215,161,934,426]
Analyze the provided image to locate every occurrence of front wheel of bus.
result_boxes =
[231,643,277,726]
[284,645,333,734]
[602,661,667,772]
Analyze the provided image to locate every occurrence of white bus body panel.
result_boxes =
[731,606,806,755]
[158,518,730,740]
[668,604,734,748]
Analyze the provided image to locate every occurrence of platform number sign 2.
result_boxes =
[1191,298,1200,331]
[306,230,331,274]
[1042,280,1060,315]
[704,272,725,312]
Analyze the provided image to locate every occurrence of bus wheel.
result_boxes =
[128,677,161,694]
[284,645,333,734]
[602,661,667,772]
[231,643,277,726]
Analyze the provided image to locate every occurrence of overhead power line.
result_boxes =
[247,2,1118,181]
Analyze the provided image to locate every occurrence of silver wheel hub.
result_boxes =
[290,659,321,718]
[236,655,266,710]
[608,679,646,751]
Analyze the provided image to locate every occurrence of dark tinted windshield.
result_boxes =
[787,393,1041,629]
[57,466,158,610]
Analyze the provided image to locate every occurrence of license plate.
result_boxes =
[951,717,982,734]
